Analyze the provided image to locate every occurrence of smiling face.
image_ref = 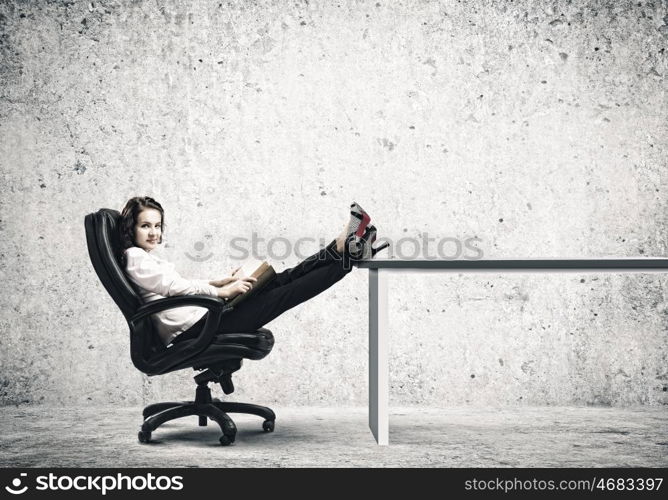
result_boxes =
[133,208,163,252]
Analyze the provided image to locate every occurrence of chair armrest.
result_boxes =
[130,295,231,324]
[129,295,235,375]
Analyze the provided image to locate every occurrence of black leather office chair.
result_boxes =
[84,208,276,445]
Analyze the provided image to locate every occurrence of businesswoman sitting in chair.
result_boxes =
[118,196,388,347]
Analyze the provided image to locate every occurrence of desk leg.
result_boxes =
[369,268,389,445]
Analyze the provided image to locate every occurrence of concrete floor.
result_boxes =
[0,405,666,467]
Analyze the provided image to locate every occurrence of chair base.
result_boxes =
[139,383,276,446]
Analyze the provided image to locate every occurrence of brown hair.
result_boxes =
[118,196,165,268]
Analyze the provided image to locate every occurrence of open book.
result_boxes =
[226,258,277,307]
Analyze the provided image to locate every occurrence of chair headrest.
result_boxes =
[84,208,142,319]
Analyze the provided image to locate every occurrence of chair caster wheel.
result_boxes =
[262,420,275,432]
[138,430,151,443]
[219,433,235,446]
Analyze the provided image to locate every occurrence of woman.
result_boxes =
[119,196,388,346]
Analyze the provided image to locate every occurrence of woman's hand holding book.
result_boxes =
[216,276,257,300]
[212,260,275,306]
[208,267,242,287]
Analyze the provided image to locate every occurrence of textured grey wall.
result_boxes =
[1,0,666,407]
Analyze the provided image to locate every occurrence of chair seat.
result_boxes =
[175,328,275,371]
[210,327,275,352]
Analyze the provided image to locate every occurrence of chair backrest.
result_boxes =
[84,209,163,370]
[84,208,142,320]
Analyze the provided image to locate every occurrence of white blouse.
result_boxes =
[123,246,219,345]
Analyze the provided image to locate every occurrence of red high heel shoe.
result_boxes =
[348,202,371,238]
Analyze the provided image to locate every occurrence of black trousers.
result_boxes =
[173,240,351,342]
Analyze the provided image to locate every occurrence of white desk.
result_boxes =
[357,258,668,445]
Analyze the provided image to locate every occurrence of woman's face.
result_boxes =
[133,208,162,252]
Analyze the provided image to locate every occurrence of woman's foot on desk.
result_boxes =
[335,202,371,254]
[344,202,371,257]
[345,225,390,262]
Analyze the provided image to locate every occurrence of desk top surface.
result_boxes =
[356,258,668,270]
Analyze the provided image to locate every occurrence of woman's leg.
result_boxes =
[217,228,358,331]
[260,239,342,293]
[176,223,354,338]
[218,258,350,333]
[174,250,350,342]
[174,240,350,341]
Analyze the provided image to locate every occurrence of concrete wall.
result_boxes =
[1,0,666,407]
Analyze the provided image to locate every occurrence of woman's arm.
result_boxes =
[125,249,256,300]
[125,248,219,297]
